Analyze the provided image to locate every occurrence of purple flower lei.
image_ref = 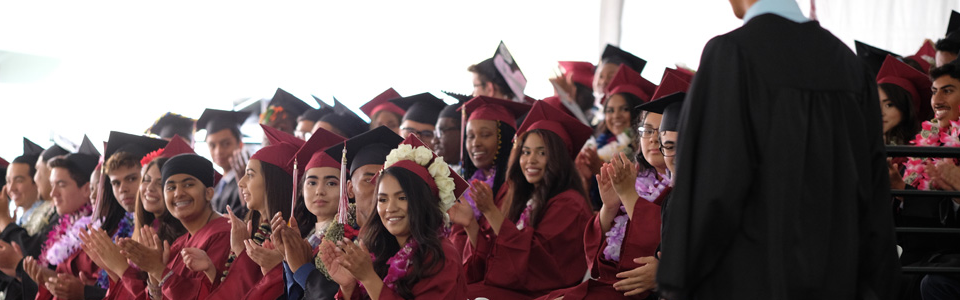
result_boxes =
[516,200,534,230]
[463,167,496,220]
[39,204,92,266]
[383,239,418,291]
[635,169,671,203]
[603,206,629,262]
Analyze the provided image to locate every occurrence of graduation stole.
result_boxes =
[903,119,960,190]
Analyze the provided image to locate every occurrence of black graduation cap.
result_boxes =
[323,126,403,176]
[269,88,313,119]
[312,95,333,110]
[855,40,901,76]
[40,144,69,162]
[947,10,960,36]
[389,92,447,124]
[196,108,251,136]
[636,93,685,132]
[318,98,369,138]
[440,91,471,119]
[104,131,169,162]
[147,112,196,140]
[298,108,331,123]
[14,138,45,166]
[61,135,101,180]
[601,44,647,74]
[493,41,527,102]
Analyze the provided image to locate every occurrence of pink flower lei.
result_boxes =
[382,239,418,291]
[516,200,534,230]
[40,204,92,266]
[904,119,960,190]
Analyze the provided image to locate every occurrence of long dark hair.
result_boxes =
[879,83,920,145]
[246,161,293,235]
[294,171,318,238]
[461,121,516,199]
[504,130,589,228]
[134,158,187,244]
[362,167,445,299]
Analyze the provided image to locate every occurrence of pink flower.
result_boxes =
[923,121,935,132]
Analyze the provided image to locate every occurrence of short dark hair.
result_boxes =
[11,155,38,179]
[936,38,960,55]
[930,61,960,81]
[48,157,90,187]
[468,58,515,100]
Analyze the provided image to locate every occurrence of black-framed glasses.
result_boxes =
[659,142,676,157]
[638,126,659,138]
[434,126,461,139]
[401,127,435,139]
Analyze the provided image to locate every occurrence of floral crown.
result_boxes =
[381,135,467,225]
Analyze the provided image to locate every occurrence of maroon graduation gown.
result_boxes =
[335,239,467,300]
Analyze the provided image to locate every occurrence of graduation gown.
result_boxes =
[464,189,592,299]
[448,181,510,257]
[284,247,338,300]
[114,216,232,300]
[4,214,60,300]
[206,247,284,300]
[35,249,106,300]
[657,14,900,299]
[335,239,467,300]
[538,189,668,300]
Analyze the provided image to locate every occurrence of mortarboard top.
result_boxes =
[906,40,936,73]
[268,88,313,120]
[147,112,196,140]
[855,40,900,75]
[41,144,69,162]
[59,135,101,181]
[877,55,934,120]
[636,92,685,132]
[141,134,196,166]
[383,134,469,200]
[650,71,692,103]
[23,138,44,157]
[294,127,346,171]
[542,96,576,119]
[663,67,694,84]
[604,65,658,104]
[323,126,403,176]
[312,95,333,110]
[492,41,527,102]
[298,108,331,123]
[518,100,593,157]
[947,10,960,37]
[389,93,447,125]
[440,91,471,119]
[0,157,8,169]
[601,44,647,73]
[78,135,100,158]
[196,109,250,136]
[359,88,405,119]
[104,131,169,163]
[558,61,596,87]
[458,96,531,129]
[252,124,304,175]
[318,98,369,138]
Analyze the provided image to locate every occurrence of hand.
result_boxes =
[281,223,313,273]
[45,273,87,300]
[549,75,576,100]
[226,205,251,256]
[581,147,603,175]
[447,200,476,227]
[888,158,906,190]
[0,185,13,228]
[336,238,376,283]
[610,152,639,199]
[229,149,249,178]
[934,160,960,191]
[319,239,354,286]
[119,225,169,278]
[181,248,216,283]
[597,163,622,210]
[269,212,286,260]
[23,256,55,285]
[79,227,127,279]
[244,239,283,274]
[574,151,594,183]
[613,256,658,296]
[468,180,496,214]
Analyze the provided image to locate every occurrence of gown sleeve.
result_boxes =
[159,229,232,300]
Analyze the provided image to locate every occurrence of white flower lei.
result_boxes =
[384,145,457,224]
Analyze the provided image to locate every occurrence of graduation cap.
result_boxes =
[294,127,346,172]
[558,61,596,87]
[318,98,369,138]
[855,40,901,75]
[40,143,69,163]
[267,88,313,121]
[518,100,593,157]
[359,88,405,120]
[601,44,647,74]
[636,91,685,132]
[947,10,960,37]
[604,65,658,103]
[60,135,101,181]
[905,40,936,73]
[252,124,304,175]
[440,91,471,119]
[12,138,44,166]
[196,108,251,137]
[380,134,470,203]
[664,67,694,84]
[458,96,531,129]
[312,95,333,110]
[542,96,577,119]
[140,134,196,166]
[147,112,196,140]
[492,41,527,102]
[0,157,7,186]
[324,126,403,176]
[877,55,934,120]
[389,92,447,125]
[104,131,169,165]
[298,108,332,123]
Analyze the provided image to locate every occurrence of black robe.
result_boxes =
[657,14,900,299]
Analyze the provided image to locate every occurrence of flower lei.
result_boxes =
[462,167,496,220]
[903,119,960,190]
[516,200,534,230]
[382,239,417,291]
[635,169,671,203]
[603,206,629,262]
[40,204,93,266]
[259,105,287,124]
[382,144,457,224]
[96,213,134,289]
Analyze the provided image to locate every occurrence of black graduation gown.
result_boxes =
[2,211,59,300]
[657,14,900,299]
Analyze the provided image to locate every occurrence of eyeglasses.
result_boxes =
[401,127,435,139]
[638,126,659,138]
[434,126,460,139]
[659,142,676,157]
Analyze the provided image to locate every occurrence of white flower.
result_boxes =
[414,147,433,165]
[428,160,451,178]
[435,176,456,212]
